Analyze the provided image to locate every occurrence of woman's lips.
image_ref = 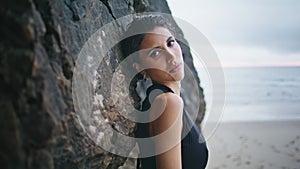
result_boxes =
[170,63,183,73]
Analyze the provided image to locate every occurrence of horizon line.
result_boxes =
[221,62,300,68]
[194,62,300,69]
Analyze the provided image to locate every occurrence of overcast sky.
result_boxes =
[167,0,300,67]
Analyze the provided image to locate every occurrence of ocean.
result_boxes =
[198,66,300,122]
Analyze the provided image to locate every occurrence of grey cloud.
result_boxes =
[169,0,300,54]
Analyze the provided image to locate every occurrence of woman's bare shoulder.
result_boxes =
[154,92,183,109]
[149,93,183,135]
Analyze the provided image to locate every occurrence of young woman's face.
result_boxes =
[136,26,184,83]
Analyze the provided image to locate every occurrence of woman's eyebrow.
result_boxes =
[148,36,173,51]
[166,36,173,42]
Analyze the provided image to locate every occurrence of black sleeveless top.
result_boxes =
[135,83,208,169]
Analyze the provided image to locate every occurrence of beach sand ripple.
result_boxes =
[204,120,300,169]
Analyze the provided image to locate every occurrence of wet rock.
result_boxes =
[0,0,205,168]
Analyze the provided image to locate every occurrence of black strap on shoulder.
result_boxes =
[136,158,140,169]
[146,82,174,95]
[141,82,174,112]
[136,82,175,169]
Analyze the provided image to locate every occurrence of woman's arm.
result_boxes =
[149,93,183,169]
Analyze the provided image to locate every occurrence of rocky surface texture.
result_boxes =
[0,0,205,168]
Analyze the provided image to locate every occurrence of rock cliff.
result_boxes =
[0,0,205,168]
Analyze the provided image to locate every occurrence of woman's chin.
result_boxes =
[172,72,185,81]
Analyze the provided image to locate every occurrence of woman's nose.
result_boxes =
[165,49,176,64]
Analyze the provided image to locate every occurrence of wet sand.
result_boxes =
[204,120,300,169]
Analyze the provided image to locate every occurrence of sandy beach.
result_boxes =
[204,120,300,169]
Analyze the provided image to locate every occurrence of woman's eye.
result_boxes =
[149,50,161,58]
[167,39,175,47]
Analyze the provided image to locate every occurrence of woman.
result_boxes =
[120,14,208,169]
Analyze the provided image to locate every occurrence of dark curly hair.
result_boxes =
[119,14,176,110]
